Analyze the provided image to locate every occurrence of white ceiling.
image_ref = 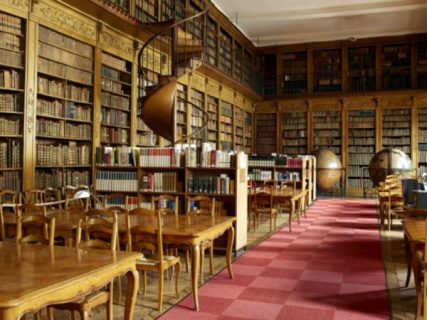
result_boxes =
[211,0,427,47]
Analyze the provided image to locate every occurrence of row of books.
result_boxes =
[248,154,304,167]
[0,48,23,67]
[282,131,306,138]
[95,171,137,192]
[95,146,139,166]
[35,169,90,189]
[282,147,307,155]
[38,57,93,86]
[101,92,130,110]
[139,147,182,167]
[349,129,375,137]
[95,195,139,210]
[0,12,23,35]
[347,165,370,177]
[0,69,21,89]
[0,171,21,191]
[348,178,372,188]
[0,140,21,168]
[101,108,129,127]
[348,146,374,153]
[348,153,372,165]
[0,117,20,135]
[37,120,91,139]
[137,132,158,146]
[101,78,129,95]
[36,143,90,166]
[383,128,411,136]
[199,149,233,168]
[0,93,21,112]
[314,122,340,129]
[37,99,92,121]
[313,137,341,145]
[100,127,129,144]
[102,53,128,72]
[38,42,93,72]
[419,133,427,143]
[140,172,179,192]
[187,174,234,194]
[349,137,375,145]
[38,77,91,103]
[101,66,131,83]
[39,26,93,58]
[382,137,410,144]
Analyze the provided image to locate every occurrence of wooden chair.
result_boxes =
[253,189,277,232]
[126,208,180,312]
[263,179,277,189]
[17,203,46,217]
[65,189,90,211]
[186,195,216,283]
[16,214,56,246]
[44,187,62,209]
[151,194,179,217]
[48,209,118,320]
[24,189,45,204]
[0,189,20,240]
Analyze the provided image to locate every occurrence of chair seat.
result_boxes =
[137,254,180,267]
[53,290,109,312]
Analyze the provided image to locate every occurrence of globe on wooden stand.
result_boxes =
[314,148,342,190]
[368,148,413,187]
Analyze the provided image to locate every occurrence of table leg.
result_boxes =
[124,268,139,320]
[226,226,235,279]
[191,244,200,311]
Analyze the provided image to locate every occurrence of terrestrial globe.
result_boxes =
[314,148,342,190]
[368,148,413,187]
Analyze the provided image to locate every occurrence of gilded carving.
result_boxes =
[281,100,307,112]
[378,97,412,108]
[26,88,34,134]
[221,87,234,103]
[37,5,96,40]
[100,30,133,58]
[309,100,341,111]
[343,99,376,110]
[206,80,219,96]
[414,97,427,107]
[4,0,28,9]
[190,74,205,91]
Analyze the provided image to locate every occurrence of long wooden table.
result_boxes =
[0,241,140,320]
[3,211,236,311]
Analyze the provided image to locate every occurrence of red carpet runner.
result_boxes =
[160,199,389,320]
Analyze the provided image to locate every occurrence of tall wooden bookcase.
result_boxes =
[0,10,24,191]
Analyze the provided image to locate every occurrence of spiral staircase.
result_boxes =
[137,2,209,145]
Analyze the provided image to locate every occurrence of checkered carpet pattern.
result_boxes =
[160,199,389,320]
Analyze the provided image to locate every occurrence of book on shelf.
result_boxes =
[139,147,183,167]
[95,170,137,192]
[187,173,234,195]
[140,172,178,192]
[95,146,139,167]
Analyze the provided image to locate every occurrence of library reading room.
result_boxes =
[1,0,427,319]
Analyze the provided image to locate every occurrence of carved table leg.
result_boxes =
[191,244,200,311]
[124,268,139,320]
[226,226,235,280]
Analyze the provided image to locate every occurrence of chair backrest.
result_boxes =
[17,203,46,217]
[186,195,215,217]
[0,189,20,217]
[44,187,62,209]
[65,189,90,211]
[126,208,163,262]
[103,193,126,210]
[254,190,273,211]
[16,214,55,246]
[151,194,178,217]
[263,180,277,189]
[281,180,297,191]
[24,189,45,204]
[78,209,118,251]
